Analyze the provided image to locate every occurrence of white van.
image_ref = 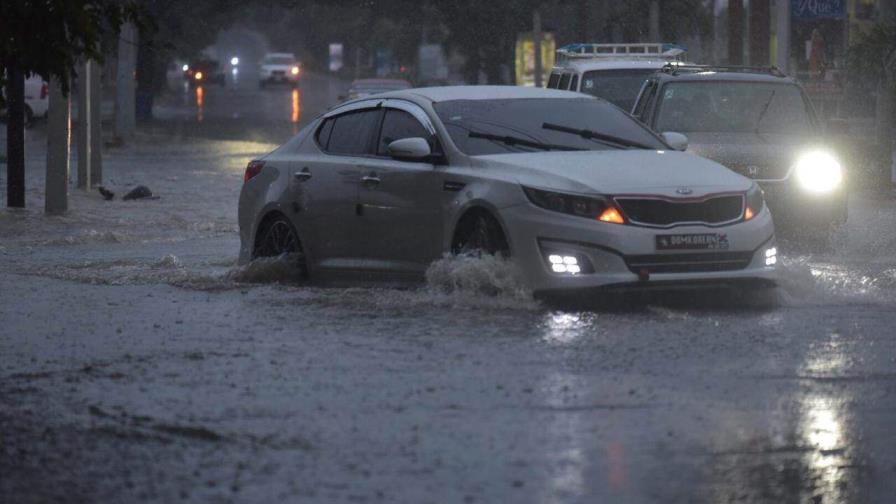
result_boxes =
[546,43,686,111]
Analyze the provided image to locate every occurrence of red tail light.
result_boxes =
[40,82,48,99]
[244,160,265,183]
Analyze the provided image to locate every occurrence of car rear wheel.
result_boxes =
[452,211,509,258]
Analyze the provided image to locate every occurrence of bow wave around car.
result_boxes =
[237,86,778,296]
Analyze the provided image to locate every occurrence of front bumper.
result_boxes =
[501,202,778,294]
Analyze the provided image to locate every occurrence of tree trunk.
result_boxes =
[114,22,137,142]
[45,77,71,215]
[5,62,25,208]
[728,0,744,65]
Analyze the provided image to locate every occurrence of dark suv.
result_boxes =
[630,65,847,241]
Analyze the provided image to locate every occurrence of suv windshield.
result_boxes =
[580,69,658,110]
[433,98,665,156]
[654,81,813,135]
[264,56,295,65]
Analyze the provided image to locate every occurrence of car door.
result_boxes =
[356,102,444,274]
[290,106,381,270]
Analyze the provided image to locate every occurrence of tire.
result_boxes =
[252,215,308,276]
[452,211,509,257]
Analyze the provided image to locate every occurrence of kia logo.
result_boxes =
[675,187,693,195]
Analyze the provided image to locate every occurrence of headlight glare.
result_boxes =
[794,151,842,193]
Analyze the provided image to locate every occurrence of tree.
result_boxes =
[847,23,896,181]
[0,0,144,208]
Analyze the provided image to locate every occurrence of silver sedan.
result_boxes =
[238,86,777,295]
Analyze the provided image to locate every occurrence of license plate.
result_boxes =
[656,233,729,251]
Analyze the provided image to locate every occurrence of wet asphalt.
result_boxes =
[1,73,896,504]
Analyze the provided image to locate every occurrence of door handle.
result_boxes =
[293,167,312,181]
[361,173,381,186]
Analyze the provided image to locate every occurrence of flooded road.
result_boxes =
[2,103,896,503]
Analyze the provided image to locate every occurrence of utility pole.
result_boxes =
[749,0,770,66]
[114,22,137,142]
[45,77,71,215]
[90,61,103,185]
[649,1,661,41]
[5,64,25,208]
[728,0,744,65]
[533,10,543,88]
[774,0,790,73]
[77,61,92,189]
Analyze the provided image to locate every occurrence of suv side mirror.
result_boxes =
[387,137,432,161]
[661,131,689,151]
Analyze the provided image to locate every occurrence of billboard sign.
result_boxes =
[791,0,846,20]
[329,43,344,72]
[515,32,555,87]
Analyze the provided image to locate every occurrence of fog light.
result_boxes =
[544,253,591,275]
[765,246,777,266]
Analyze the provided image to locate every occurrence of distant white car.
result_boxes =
[1,74,48,127]
[259,53,301,88]
[238,86,777,296]
[546,43,686,111]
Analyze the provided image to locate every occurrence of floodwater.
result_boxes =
[2,102,896,503]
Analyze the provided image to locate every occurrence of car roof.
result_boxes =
[653,70,797,84]
[553,59,672,72]
[383,85,589,103]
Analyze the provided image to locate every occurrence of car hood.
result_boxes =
[684,132,820,178]
[262,64,296,71]
[476,149,752,197]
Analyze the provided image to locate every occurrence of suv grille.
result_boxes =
[625,252,753,274]
[727,163,789,181]
[615,195,744,227]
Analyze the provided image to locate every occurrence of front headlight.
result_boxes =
[744,183,765,220]
[523,186,625,224]
[793,151,843,193]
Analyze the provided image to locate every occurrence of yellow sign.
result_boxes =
[516,32,556,87]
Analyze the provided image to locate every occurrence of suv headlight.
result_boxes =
[793,151,843,193]
[744,183,764,220]
[523,186,625,224]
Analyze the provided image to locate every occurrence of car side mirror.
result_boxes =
[387,137,432,161]
[661,131,689,151]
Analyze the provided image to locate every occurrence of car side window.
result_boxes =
[377,109,431,156]
[326,109,382,156]
[569,74,579,91]
[547,72,560,88]
[558,73,571,90]
[315,118,334,149]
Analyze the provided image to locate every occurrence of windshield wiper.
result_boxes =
[542,122,654,150]
[467,130,583,152]
[754,90,776,135]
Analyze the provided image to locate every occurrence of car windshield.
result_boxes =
[654,81,813,135]
[433,98,665,156]
[580,69,658,110]
[264,56,295,65]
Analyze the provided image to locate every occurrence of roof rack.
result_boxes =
[660,63,786,77]
[556,43,687,64]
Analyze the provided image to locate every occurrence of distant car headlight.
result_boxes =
[291,66,300,76]
[230,56,239,66]
[793,151,843,193]
[523,187,625,224]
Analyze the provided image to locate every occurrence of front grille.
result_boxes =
[727,163,789,181]
[625,252,753,274]
[272,70,285,76]
[615,195,743,227]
